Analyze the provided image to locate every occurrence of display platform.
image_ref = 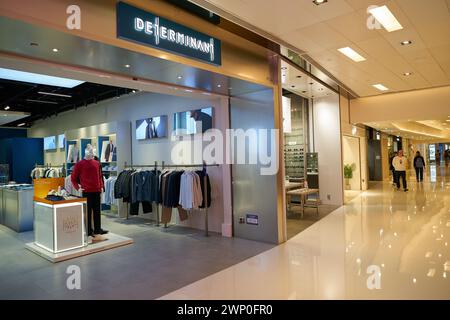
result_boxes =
[26,232,133,263]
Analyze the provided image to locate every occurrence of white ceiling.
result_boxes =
[0,110,29,126]
[193,0,450,97]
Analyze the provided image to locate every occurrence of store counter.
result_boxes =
[33,197,87,254]
[0,185,34,232]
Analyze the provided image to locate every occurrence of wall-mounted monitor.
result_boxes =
[44,136,56,150]
[58,134,65,149]
[136,115,168,140]
[173,107,213,135]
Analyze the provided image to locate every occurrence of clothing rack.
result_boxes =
[123,161,219,236]
[35,163,64,168]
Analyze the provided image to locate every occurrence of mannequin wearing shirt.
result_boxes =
[71,144,108,236]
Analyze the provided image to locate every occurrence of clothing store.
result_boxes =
[0,0,286,263]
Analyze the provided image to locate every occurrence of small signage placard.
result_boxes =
[246,214,259,226]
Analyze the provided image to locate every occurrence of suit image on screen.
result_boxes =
[190,110,212,133]
[136,116,167,140]
[105,142,114,162]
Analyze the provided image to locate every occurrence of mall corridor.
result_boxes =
[161,166,450,300]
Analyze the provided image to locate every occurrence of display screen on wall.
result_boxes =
[58,134,65,149]
[429,144,436,161]
[44,136,56,150]
[136,115,168,140]
[173,107,213,135]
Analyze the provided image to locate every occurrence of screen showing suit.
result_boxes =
[173,107,213,136]
[136,115,168,140]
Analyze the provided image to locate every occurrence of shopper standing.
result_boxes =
[71,144,108,237]
[413,151,425,182]
[392,150,408,192]
[390,152,398,186]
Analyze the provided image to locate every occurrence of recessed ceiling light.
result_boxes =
[401,40,412,46]
[338,47,366,62]
[38,91,72,98]
[281,67,287,70]
[52,48,59,52]
[368,5,403,32]
[312,0,327,5]
[132,90,136,93]
[17,123,26,127]
[403,72,413,76]
[4,106,10,110]
[217,84,222,88]
[177,75,183,79]
[124,64,130,68]
[373,84,389,91]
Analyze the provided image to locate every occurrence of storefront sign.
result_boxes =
[116,2,221,66]
[246,214,259,226]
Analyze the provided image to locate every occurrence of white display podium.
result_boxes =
[33,197,86,253]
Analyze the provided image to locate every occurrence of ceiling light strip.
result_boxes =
[38,92,72,98]
[369,5,403,32]
[337,47,366,62]
[26,99,59,105]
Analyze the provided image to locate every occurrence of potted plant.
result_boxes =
[344,163,356,190]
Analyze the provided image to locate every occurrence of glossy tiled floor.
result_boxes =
[161,166,450,300]
[0,217,273,299]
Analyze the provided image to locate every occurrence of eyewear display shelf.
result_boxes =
[26,197,133,263]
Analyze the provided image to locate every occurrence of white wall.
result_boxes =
[28,91,231,235]
[343,136,361,190]
[313,95,344,206]
[350,85,450,123]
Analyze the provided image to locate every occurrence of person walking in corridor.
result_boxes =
[390,151,398,186]
[393,150,408,192]
[413,151,425,182]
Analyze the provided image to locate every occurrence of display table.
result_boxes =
[0,185,34,232]
[33,197,87,254]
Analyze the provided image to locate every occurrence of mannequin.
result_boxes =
[71,144,108,237]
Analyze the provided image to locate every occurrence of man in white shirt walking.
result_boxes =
[392,150,408,192]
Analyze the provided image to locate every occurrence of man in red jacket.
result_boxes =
[71,144,108,237]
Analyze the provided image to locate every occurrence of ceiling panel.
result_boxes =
[326,9,381,43]
[196,0,450,97]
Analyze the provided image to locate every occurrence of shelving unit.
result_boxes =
[283,95,307,181]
